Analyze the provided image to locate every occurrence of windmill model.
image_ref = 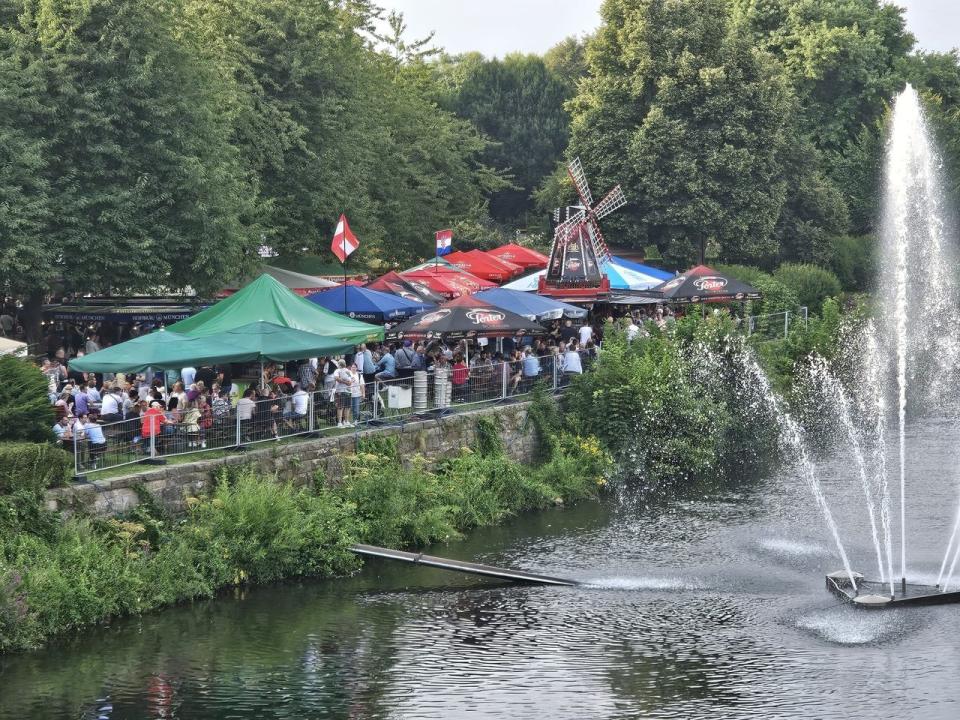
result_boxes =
[539,157,626,302]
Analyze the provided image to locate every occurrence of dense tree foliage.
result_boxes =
[4,0,960,329]
[435,52,573,231]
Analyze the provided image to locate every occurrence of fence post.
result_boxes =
[552,357,558,391]
[150,426,157,461]
[373,380,379,421]
[235,405,242,448]
[501,361,508,400]
[784,311,790,339]
[73,424,81,478]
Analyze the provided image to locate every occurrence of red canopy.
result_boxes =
[402,266,495,298]
[367,271,446,304]
[487,243,550,271]
[445,249,524,282]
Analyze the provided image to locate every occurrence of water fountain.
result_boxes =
[816,85,960,608]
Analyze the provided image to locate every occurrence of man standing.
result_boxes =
[181,366,197,388]
[578,321,593,347]
[394,340,416,381]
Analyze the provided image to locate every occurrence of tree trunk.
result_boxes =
[21,291,44,355]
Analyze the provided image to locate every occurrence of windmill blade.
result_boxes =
[586,217,612,265]
[593,185,626,221]
[567,157,594,209]
[553,210,585,242]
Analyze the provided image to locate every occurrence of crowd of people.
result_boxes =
[31,306,683,470]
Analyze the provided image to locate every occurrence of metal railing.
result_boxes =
[70,353,596,477]
[746,307,808,340]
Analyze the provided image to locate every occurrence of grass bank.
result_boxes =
[0,413,608,653]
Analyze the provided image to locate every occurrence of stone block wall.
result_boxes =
[46,402,538,518]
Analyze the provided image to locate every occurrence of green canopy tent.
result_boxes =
[68,329,256,373]
[196,321,363,362]
[167,273,382,345]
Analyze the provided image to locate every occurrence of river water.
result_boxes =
[3,419,960,719]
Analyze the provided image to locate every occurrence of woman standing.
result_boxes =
[348,362,365,425]
[333,360,354,428]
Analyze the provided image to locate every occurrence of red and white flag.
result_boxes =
[331,213,359,264]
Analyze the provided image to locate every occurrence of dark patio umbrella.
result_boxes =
[386,295,546,341]
[643,265,762,304]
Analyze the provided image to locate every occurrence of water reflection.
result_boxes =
[4,430,960,718]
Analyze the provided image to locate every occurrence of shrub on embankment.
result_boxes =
[0,418,607,652]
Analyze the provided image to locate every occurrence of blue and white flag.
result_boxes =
[435,229,453,256]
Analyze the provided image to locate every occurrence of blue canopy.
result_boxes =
[474,288,587,321]
[306,285,434,323]
[603,257,672,290]
[502,256,672,292]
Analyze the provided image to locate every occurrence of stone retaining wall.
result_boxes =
[46,403,537,518]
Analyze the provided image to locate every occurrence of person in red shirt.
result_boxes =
[139,401,166,453]
[451,353,469,403]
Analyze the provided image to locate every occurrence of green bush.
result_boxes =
[774,263,842,313]
[0,470,360,652]
[824,234,876,291]
[182,469,359,584]
[716,264,798,316]
[0,356,53,442]
[0,443,70,494]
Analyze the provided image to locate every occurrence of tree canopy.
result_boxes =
[3,0,960,327]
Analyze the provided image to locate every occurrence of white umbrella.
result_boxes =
[0,337,28,356]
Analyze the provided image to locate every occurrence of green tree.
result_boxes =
[0,0,261,344]
[569,0,796,266]
[438,53,572,230]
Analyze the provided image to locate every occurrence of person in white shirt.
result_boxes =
[562,341,583,384]
[181,367,197,387]
[348,363,365,423]
[578,323,593,346]
[333,360,355,428]
[292,385,310,417]
[626,319,640,342]
[100,388,122,422]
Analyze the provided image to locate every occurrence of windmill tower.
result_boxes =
[539,157,626,301]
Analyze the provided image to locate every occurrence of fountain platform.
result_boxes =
[825,571,960,608]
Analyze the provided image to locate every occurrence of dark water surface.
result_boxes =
[3,421,960,719]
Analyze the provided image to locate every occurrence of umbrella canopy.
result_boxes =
[603,257,672,290]
[487,243,550,270]
[167,274,382,344]
[402,266,495,297]
[445,250,524,282]
[305,285,434,323]
[501,256,671,293]
[388,295,545,341]
[68,330,254,373]
[0,337,28,356]
[474,288,587,321]
[644,265,762,304]
[366,271,447,304]
[220,265,337,297]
